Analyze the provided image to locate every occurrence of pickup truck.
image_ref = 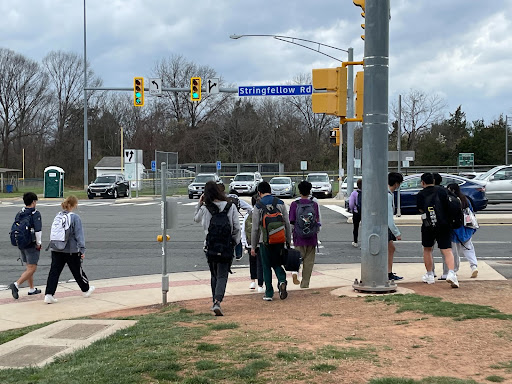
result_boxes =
[87,174,130,199]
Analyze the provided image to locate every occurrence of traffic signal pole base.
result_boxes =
[352,278,397,293]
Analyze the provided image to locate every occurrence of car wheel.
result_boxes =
[113,189,118,199]
[88,194,94,200]
[189,194,194,199]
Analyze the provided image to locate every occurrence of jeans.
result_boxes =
[208,261,231,303]
[352,211,361,243]
[259,243,287,298]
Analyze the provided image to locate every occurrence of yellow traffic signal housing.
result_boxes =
[190,77,202,101]
[354,71,364,121]
[329,128,340,146]
[353,0,366,40]
[133,77,144,107]
[312,67,347,117]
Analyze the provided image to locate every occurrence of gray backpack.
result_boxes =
[294,198,319,238]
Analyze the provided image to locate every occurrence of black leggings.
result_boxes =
[45,251,90,295]
[352,211,361,243]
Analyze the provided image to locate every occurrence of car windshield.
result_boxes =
[307,175,329,182]
[270,178,290,185]
[475,167,501,180]
[234,175,254,181]
[194,175,215,183]
[94,176,116,183]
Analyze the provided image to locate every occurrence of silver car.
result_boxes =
[474,165,512,203]
[269,177,295,198]
[306,172,333,198]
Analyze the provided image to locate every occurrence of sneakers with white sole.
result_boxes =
[351,242,358,248]
[212,301,223,316]
[83,286,95,297]
[257,286,265,293]
[470,266,478,278]
[249,281,256,290]
[446,271,459,288]
[422,273,435,284]
[44,295,58,304]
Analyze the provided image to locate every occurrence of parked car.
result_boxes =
[340,176,362,197]
[269,177,295,198]
[87,174,130,199]
[396,173,487,214]
[188,173,223,199]
[229,172,263,195]
[474,165,512,203]
[306,172,333,198]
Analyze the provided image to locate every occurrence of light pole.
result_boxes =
[230,34,355,197]
[83,0,88,190]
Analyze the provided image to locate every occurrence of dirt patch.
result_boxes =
[94,281,512,383]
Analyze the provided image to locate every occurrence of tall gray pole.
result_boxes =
[346,48,355,199]
[83,0,89,190]
[161,162,169,305]
[353,0,395,292]
[396,94,402,216]
[506,116,509,166]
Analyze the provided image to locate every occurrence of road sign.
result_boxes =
[216,161,221,170]
[300,161,307,171]
[458,153,474,167]
[125,163,135,180]
[124,149,142,164]
[149,78,162,96]
[238,85,312,97]
[151,160,156,171]
[207,78,219,94]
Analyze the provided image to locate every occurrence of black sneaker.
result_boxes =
[389,272,403,281]
[28,288,41,295]
[278,281,288,300]
[8,283,19,299]
[212,301,223,316]
[235,253,243,261]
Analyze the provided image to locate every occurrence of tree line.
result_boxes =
[0,49,508,186]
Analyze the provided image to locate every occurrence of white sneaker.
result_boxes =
[470,266,478,278]
[83,286,95,297]
[249,281,256,290]
[351,242,358,247]
[257,286,264,293]
[44,294,58,304]
[421,273,435,284]
[446,271,459,288]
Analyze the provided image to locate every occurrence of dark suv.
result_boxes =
[87,174,130,199]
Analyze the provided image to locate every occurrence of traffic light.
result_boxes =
[190,77,202,101]
[329,128,340,146]
[312,67,347,117]
[133,77,144,107]
[354,71,364,121]
[353,0,365,40]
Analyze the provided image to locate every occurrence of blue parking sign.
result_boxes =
[216,161,221,170]
[151,160,156,171]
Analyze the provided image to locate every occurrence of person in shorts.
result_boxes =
[8,192,42,299]
[416,173,459,288]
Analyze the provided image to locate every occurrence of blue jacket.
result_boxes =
[451,200,476,244]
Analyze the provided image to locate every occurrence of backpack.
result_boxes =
[227,195,241,212]
[356,190,362,213]
[48,211,73,251]
[244,213,252,245]
[446,190,463,229]
[10,210,35,249]
[205,202,234,263]
[257,197,286,245]
[294,198,319,238]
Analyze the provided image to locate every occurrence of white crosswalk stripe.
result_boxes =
[324,204,351,217]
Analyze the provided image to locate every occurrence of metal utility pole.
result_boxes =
[83,0,89,190]
[353,0,395,292]
[396,94,402,216]
[161,162,169,304]
[506,116,509,166]
[346,48,355,199]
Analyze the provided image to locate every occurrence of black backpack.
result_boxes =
[10,211,35,249]
[205,202,234,263]
[446,190,463,229]
[356,190,362,213]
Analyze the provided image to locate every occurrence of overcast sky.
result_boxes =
[2,0,511,124]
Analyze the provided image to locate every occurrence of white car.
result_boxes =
[229,172,263,195]
[306,172,333,198]
[340,176,362,197]
[474,165,512,203]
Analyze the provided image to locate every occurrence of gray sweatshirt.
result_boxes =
[194,201,241,244]
[51,212,86,254]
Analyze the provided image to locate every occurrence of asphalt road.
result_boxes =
[1,197,511,288]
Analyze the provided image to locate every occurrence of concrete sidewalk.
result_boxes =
[0,261,506,332]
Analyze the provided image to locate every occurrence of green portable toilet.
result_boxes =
[44,166,65,198]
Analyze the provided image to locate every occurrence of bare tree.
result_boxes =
[390,89,446,150]
[0,48,52,167]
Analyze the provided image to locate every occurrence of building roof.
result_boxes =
[95,157,122,168]
[0,168,22,174]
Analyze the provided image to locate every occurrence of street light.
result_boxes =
[230,34,356,199]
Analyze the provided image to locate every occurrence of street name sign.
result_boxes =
[238,85,312,97]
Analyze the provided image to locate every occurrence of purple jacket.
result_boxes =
[289,197,321,246]
[348,189,361,213]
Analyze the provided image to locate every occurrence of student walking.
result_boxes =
[8,192,43,299]
[348,179,362,247]
[387,172,404,281]
[44,196,95,303]
[251,181,292,301]
[194,181,241,316]
[289,181,321,289]
[446,183,479,278]
[416,173,459,288]
[242,195,264,292]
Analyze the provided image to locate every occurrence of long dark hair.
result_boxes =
[203,181,227,206]
[447,183,469,209]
